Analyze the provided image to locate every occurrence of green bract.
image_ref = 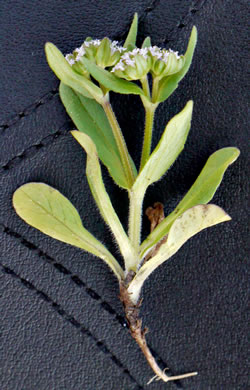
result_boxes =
[13,13,239,385]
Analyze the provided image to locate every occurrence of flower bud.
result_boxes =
[95,38,124,67]
[111,48,151,80]
[149,46,185,78]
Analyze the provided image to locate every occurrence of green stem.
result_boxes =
[140,75,151,99]
[152,76,160,103]
[128,188,145,260]
[102,97,135,187]
[139,104,157,172]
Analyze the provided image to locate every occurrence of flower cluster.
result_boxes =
[149,47,185,77]
[65,36,185,82]
[65,38,126,71]
[111,45,185,80]
[111,48,151,80]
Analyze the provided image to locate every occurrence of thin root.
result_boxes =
[147,370,198,385]
[147,368,169,385]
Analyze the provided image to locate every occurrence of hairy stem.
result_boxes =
[128,188,145,258]
[141,75,151,99]
[119,280,198,384]
[152,76,160,103]
[102,97,135,187]
[139,104,157,172]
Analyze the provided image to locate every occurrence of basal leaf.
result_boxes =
[71,131,138,271]
[140,147,240,257]
[81,57,145,96]
[132,101,193,195]
[59,83,137,189]
[124,13,138,49]
[128,204,230,303]
[45,42,103,101]
[13,183,123,280]
[156,26,197,103]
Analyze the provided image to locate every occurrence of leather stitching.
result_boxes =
[1,120,71,171]
[1,223,184,389]
[0,89,58,133]
[0,262,144,390]
[162,0,209,44]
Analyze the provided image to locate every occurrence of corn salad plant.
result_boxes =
[13,14,239,385]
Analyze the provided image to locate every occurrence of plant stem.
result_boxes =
[139,104,157,172]
[102,97,135,187]
[128,188,145,257]
[152,76,160,103]
[141,75,151,99]
[119,281,198,385]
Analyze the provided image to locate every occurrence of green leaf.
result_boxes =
[71,131,138,270]
[128,204,231,303]
[45,42,103,101]
[124,13,138,49]
[132,101,193,196]
[81,57,145,96]
[13,183,123,280]
[156,26,197,103]
[140,147,240,257]
[141,36,151,48]
[60,82,135,189]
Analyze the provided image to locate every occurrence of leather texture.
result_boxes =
[0,1,248,389]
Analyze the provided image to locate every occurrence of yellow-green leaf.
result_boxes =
[71,131,138,270]
[140,147,240,257]
[156,26,197,103]
[45,42,103,102]
[133,101,193,196]
[128,204,230,303]
[13,183,123,280]
[124,13,138,49]
[81,57,145,96]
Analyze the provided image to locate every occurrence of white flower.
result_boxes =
[75,46,86,62]
[169,48,180,59]
[139,48,149,59]
[110,40,126,54]
[148,46,162,60]
[112,61,125,71]
[65,54,75,65]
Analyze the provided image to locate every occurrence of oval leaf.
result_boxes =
[71,131,138,271]
[128,204,230,303]
[133,101,193,195]
[124,13,138,49]
[81,57,145,96]
[140,147,240,256]
[45,42,103,101]
[157,26,197,103]
[13,183,123,280]
[59,82,136,189]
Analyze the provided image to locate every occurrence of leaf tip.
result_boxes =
[185,100,194,114]
[233,147,241,159]
[44,42,55,56]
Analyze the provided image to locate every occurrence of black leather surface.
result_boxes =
[0,1,248,389]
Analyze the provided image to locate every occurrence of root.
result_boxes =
[119,279,198,385]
